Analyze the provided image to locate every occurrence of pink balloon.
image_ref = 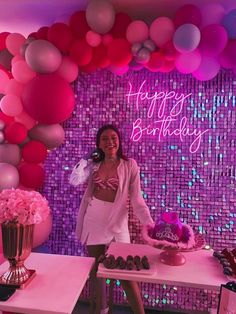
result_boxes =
[12,60,37,84]
[174,4,202,27]
[0,163,19,191]
[219,40,236,69]
[200,3,225,27]
[15,110,36,130]
[192,56,220,81]
[33,214,52,248]
[28,123,65,149]
[6,33,26,56]
[86,30,102,47]
[126,20,149,44]
[5,79,24,96]
[25,39,62,74]
[56,56,79,83]
[150,17,175,47]
[86,0,115,34]
[0,94,23,116]
[175,49,202,74]
[0,69,10,94]
[109,64,129,76]
[11,55,24,65]
[199,24,228,56]
[0,144,21,166]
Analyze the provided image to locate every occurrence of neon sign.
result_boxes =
[126,80,209,154]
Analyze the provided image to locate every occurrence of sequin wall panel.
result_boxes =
[43,69,236,311]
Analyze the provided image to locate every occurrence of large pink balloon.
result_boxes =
[0,163,19,191]
[200,3,225,27]
[150,17,175,47]
[5,79,24,96]
[86,0,115,34]
[126,20,149,44]
[33,214,52,248]
[175,49,202,74]
[219,40,236,69]
[22,74,75,124]
[199,24,228,56]
[192,56,220,81]
[174,4,202,27]
[0,144,21,166]
[28,123,65,149]
[25,39,62,73]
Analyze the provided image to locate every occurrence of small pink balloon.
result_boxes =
[175,49,202,74]
[6,33,26,56]
[15,110,36,130]
[5,79,24,96]
[86,30,102,47]
[0,94,23,116]
[0,131,4,143]
[219,40,236,69]
[0,162,19,191]
[11,55,24,65]
[192,56,220,81]
[33,214,52,248]
[56,56,79,83]
[126,20,149,44]
[0,69,10,94]
[0,144,21,166]
[109,64,129,76]
[12,60,37,84]
[199,24,228,56]
[150,17,175,47]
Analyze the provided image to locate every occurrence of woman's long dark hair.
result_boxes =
[92,124,127,162]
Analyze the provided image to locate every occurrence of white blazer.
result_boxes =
[69,158,154,241]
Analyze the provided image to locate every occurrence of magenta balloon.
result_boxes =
[199,24,228,56]
[219,40,236,69]
[200,3,225,27]
[0,144,21,166]
[22,74,75,124]
[86,0,115,34]
[173,24,201,53]
[175,49,202,74]
[192,56,220,81]
[0,163,19,190]
[25,39,62,73]
[174,4,202,27]
[28,123,65,149]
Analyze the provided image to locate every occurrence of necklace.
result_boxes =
[102,159,119,180]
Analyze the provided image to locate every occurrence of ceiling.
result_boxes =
[0,0,235,36]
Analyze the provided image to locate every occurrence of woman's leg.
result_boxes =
[121,280,145,314]
[87,244,107,314]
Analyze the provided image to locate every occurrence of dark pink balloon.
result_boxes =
[199,24,228,56]
[219,40,236,69]
[174,4,202,27]
[21,74,75,124]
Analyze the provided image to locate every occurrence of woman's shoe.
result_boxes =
[100,307,109,314]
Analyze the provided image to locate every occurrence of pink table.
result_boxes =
[0,253,95,314]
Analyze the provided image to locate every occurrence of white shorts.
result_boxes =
[81,197,130,245]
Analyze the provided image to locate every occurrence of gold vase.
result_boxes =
[0,222,36,288]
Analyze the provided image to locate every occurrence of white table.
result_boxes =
[97,242,229,313]
[97,242,228,290]
[0,253,95,314]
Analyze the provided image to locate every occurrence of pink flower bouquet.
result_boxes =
[0,189,51,225]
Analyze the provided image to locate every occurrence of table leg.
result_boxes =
[108,279,114,314]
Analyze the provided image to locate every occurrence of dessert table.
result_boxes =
[97,242,229,313]
[0,253,95,314]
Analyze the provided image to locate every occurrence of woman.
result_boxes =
[70,124,154,314]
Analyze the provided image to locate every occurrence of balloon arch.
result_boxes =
[0,0,235,191]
